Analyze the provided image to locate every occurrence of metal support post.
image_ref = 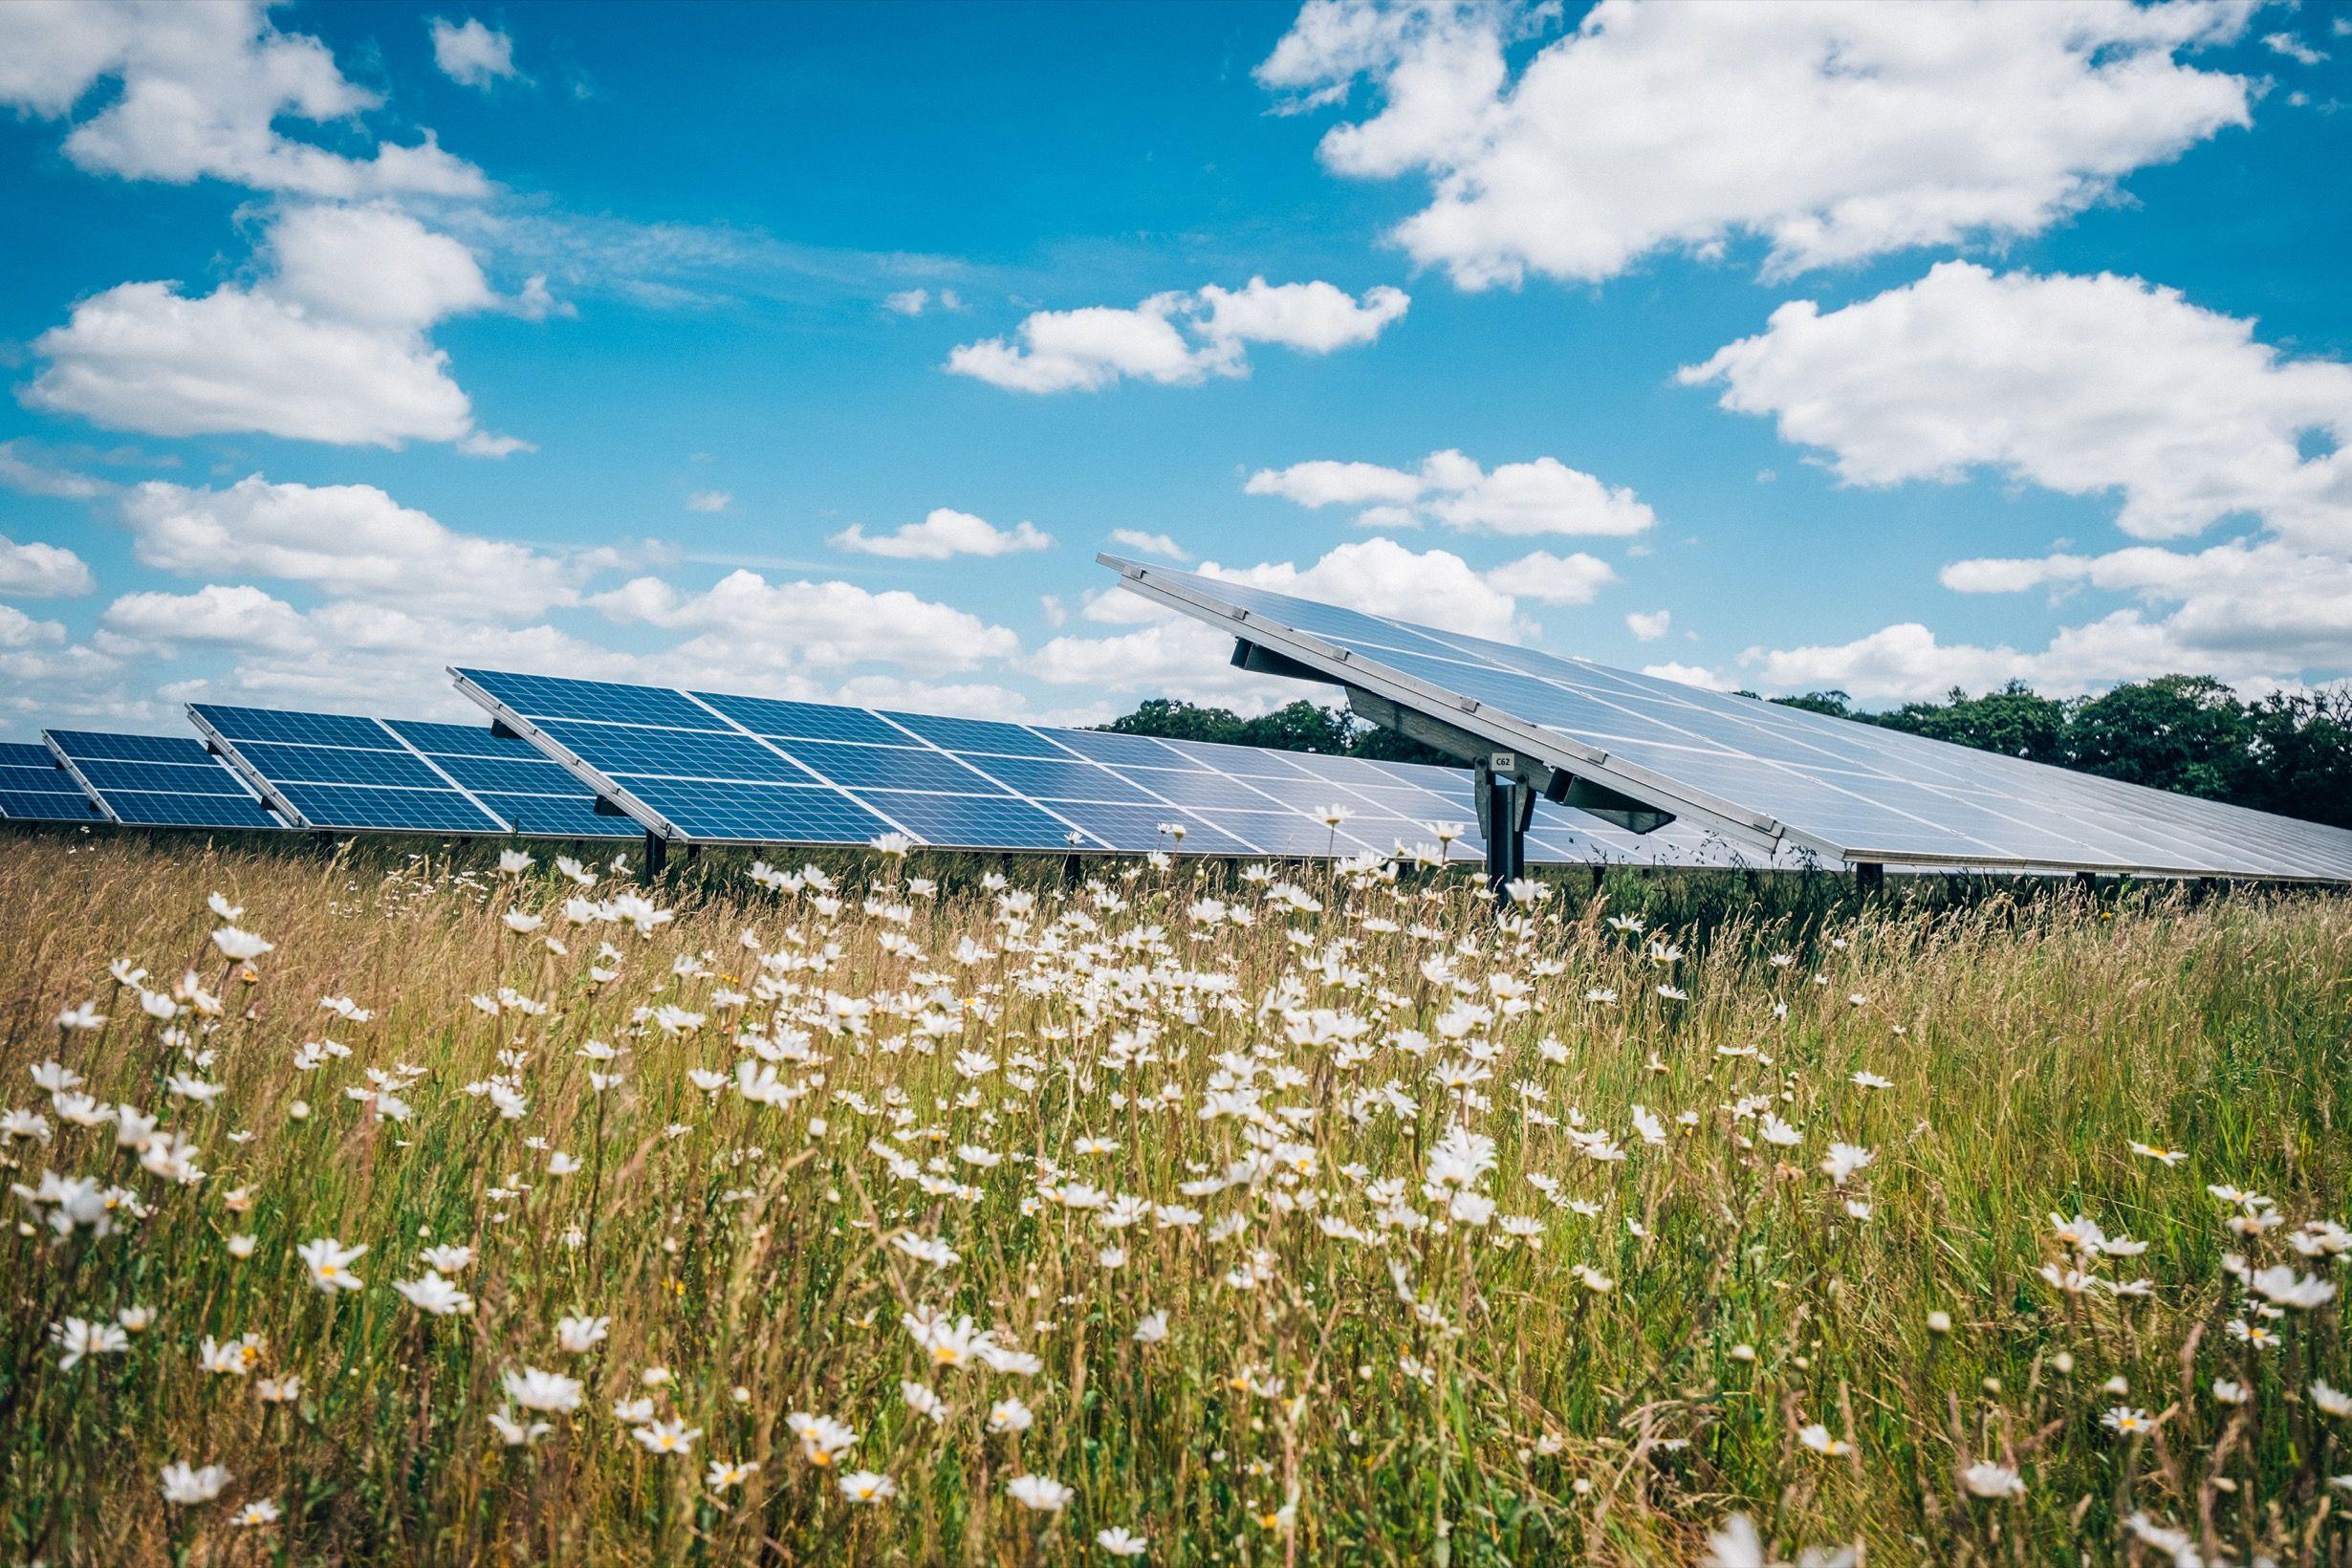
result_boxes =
[1854,860,1884,895]
[642,831,667,881]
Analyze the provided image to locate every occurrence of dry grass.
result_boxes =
[0,832,2347,1565]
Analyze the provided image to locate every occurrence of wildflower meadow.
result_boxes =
[1,833,2347,1565]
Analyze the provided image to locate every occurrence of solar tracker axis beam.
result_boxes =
[1346,687,1673,835]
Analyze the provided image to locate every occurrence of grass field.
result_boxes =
[1,833,2347,1565]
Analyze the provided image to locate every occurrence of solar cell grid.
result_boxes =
[192,705,636,839]
[0,789,99,822]
[45,730,284,831]
[46,730,213,765]
[195,707,394,750]
[385,720,534,759]
[785,739,1011,795]
[695,692,909,746]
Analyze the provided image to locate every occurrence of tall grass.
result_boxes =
[0,832,2346,1564]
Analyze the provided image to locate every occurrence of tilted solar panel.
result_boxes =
[450,665,1798,866]
[43,730,283,830]
[1098,555,2352,882]
[0,741,102,823]
[186,706,638,839]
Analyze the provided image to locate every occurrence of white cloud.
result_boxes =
[0,0,487,197]
[98,585,635,719]
[591,569,1020,677]
[829,509,1055,560]
[1245,458,1427,510]
[1640,662,1725,689]
[1691,261,2352,693]
[2261,31,2327,65]
[1940,539,2352,672]
[946,278,1407,393]
[0,535,97,599]
[1257,0,2253,286]
[883,287,962,316]
[429,17,520,89]
[0,441,108,500]
[1105,529,1189,561]
[1024,619,1311,712]
[1203,536,1523,641]
[1736,615,2237,703]
[117,475,583,620]
[1494,550,1616,606]
[1682,262,2352,551]
[1245,448,1654,536]
[1625,609,1671,642]
[1031,536,1551,707]
[28,204,528,451]
[685,490,733,513]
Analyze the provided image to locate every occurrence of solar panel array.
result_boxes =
[452,665,1766,865]
[0,741,99,823]
[188,706,637,839]
[44,730,283,830]
[1100,555,2352,882]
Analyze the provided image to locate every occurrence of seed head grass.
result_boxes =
[0,835,2346,1564]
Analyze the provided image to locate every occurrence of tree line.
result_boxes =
[1101,674,2352,831]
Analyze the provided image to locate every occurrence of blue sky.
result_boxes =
[1,0,2347,740]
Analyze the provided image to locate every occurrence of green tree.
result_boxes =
[1234,700,1357,754]
[2066,675,2252,799]
[1878,681,2070,763]
[1100,699,1247,746]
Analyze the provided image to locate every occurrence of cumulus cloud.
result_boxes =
[1624,609,1671,642]
[116,475,585,620]
[27,203,528,451]
[1640,662,1725,689]
[883,287,963,316]
[947,278,1407,393]
[829,509,1055,560]
[1497,550,1616,606]
[1257,0,2253,286]
[685,491,732,513]
[0,535,97,599]
[1737,615,2234,704]
[1030,536,1614,707]
[0,0,486,197]
[1245,448,1654,536]
[1690,261,2352,695]
[591,569,1021,678]
[429,17,521,89]
[1683,262,2352,550]
[1105,529,1189,561]
[98,585,636,718]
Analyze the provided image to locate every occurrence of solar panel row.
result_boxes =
[451,665,1759,866]
[1100,555,2352,883]
[0,740,100,823]
[43,730,283,830]
[188,706,637,839]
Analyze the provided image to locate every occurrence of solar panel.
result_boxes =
[186,706,638,839]
[43,730,283,830]
[0,741,102,823]
[451,665,1778,865]
[1099,555,2352,882]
